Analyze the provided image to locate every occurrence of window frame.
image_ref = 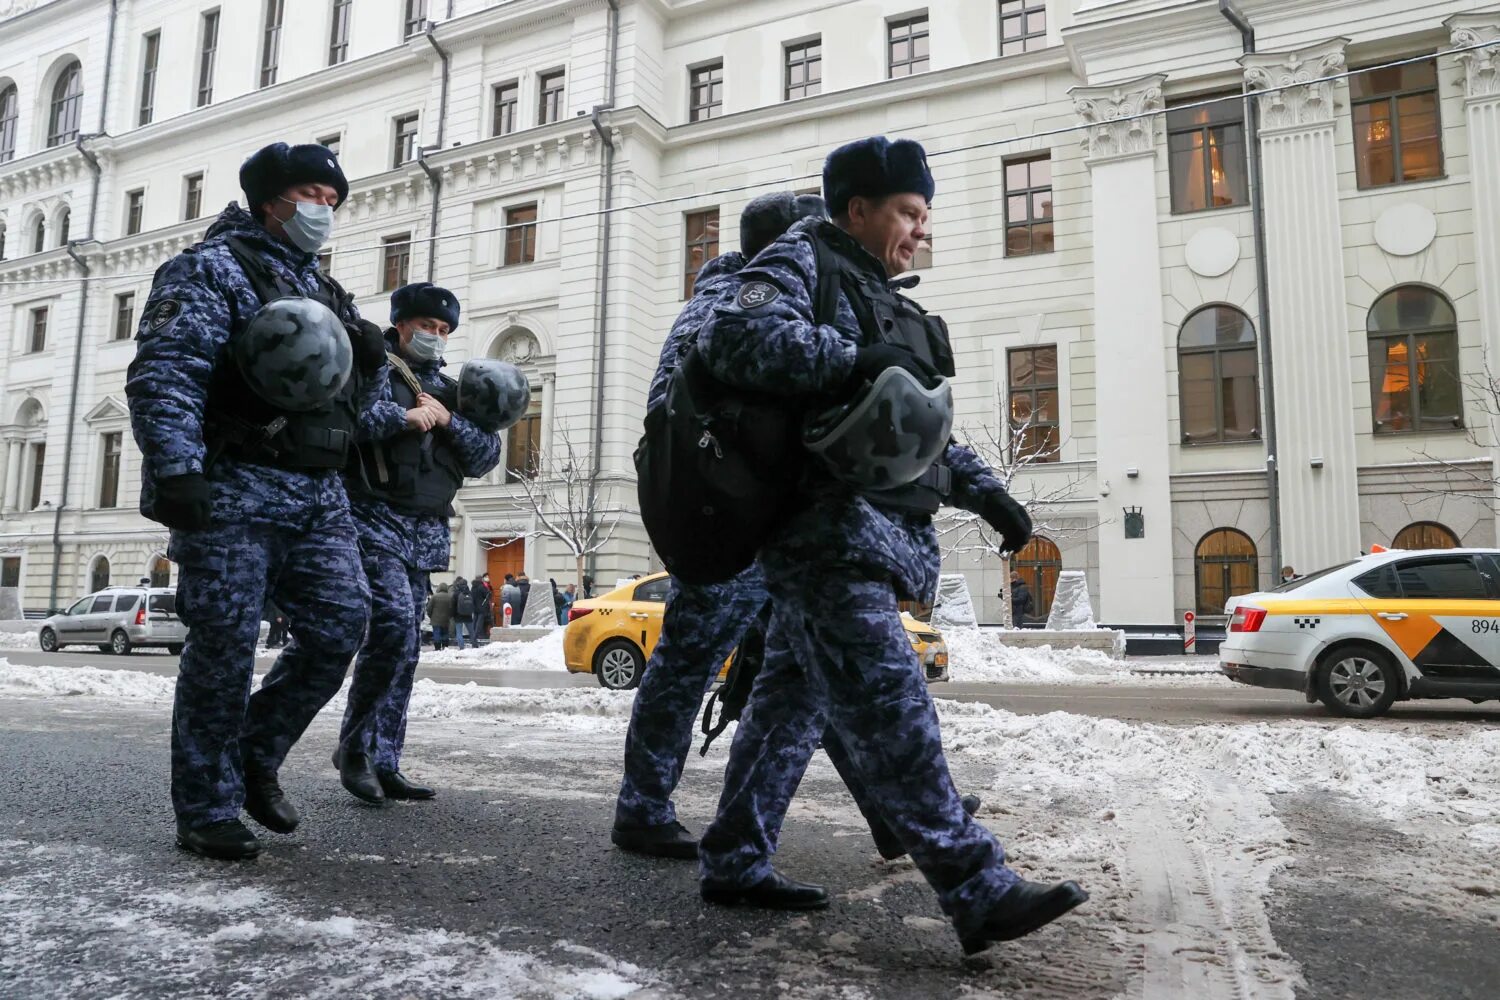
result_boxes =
[47,60,83,148]
[197,9,220,108]
[999,0,1047,56]
[329,0,352,66]
[381,233,412,292]
[28,306,48,354]
[392,112,420,168]
[182,173,204,221]
[1367,285,1463,435]
[503,203,539,266]
[403,0,428,39]
[1006,344,1060,463]
[1166,92,1250,214]
[887,13,931,79]
[682,208,720,300]
[28,442,46,511]
[1003,153,1054,257]
[32,217,45,254]
[1350,58,1444,190]
[492,80,519,137]
[538,70,566,125]
[504,392,543,483]
[139,31,160,126]
[98,431,122,509]
[0,83,16,163]
[1177,304,1262,445]
[113,292,136,341]
[259,0,285,89]
[125,188,144,236]
[688,61,724,123]
[785,38,822,101]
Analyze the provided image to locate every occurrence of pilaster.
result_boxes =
[1240,39,1361,572]
[1072,74,1176,623]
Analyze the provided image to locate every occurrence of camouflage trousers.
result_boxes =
[698,574,1020,941]
[615,568,898,855]
[339,548,428,772]
[169,509,370,829]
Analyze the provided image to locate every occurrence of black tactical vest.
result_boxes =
[810,225,956,514]
[202,236,360,472]
[346,350,466,517]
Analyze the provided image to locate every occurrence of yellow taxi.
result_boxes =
[564,572,949,689]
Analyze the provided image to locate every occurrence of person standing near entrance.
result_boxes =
[451,576,472,649]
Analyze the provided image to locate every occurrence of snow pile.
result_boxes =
[0,629,37,651]
[423,628,567,670]
[406,680,634,731]
[1045,570,1096,630]
[929,574,977,629]
[942,629,1211,684]
[0,658,175,700]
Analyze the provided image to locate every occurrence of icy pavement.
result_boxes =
[2,659,1498,998]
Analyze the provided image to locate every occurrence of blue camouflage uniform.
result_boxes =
[339,334,501,773]
[694,217,1022,942]
[616,251,902,855]
[125,203,382,830]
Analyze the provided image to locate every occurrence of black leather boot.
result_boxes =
[177,819,261,860]
[701,868,829,910]
[338,750,385,804]
[611,820,698,860]
[243,769,300,834]
[377,770,436,801]
[960,879,1089,955]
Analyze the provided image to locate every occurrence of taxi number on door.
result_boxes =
[1472,619,1500,634]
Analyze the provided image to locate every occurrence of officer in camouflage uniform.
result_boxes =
[127,142,390,861]
[613,192,981,863]
[693,137,1088,951]
[333,282,505,804]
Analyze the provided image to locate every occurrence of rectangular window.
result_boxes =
[689,62,724,123]
[0,556,19,589]
[999,0,1047,56]
[125,189,144,236]
[197,9,220,107]
[683,209,720,299]
[113,292,135,341]
[504,204,538,265]
[0,84,16,162]
[1007,345,1059,462]
[381,233,411,291]
[28,306,48,353]
[1167,93,1249,213]
[139,31,160,125]
[316,133,341,158]
[183,173,203,220]
[539,70,565,125]
[260,0,284,88]
[1004,154,1054,256]
[1351,59,1443,189]
[505,395,543,483]
[888,14,930,78]
[404,0,428,38]
[492,81,518,136]
[28,443,45,510]
[785,39,822,101]
[393,113,419,167]
[99,432,122,509]
[329,0,352,65]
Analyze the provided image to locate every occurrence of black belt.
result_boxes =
[862,463,951,515]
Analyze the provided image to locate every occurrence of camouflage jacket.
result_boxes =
[350,331,502,570]
[696,218,1009,602]
[646,251,747,413]
[126,204,388,528]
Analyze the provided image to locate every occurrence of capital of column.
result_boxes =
[1070,74,1166,165]
[1447,13,1500,101]
[1240,38,1349,133]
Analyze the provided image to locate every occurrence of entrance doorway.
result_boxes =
[484,538,525,618]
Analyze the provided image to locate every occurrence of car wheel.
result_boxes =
[167,644,184,656]
[39,628,58,653]
[1317,644,1400,718]
[110,630,133,656]
[595,640,644,690]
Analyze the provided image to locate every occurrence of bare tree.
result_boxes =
[936,403,1095,626]
[486,425,629,590]
[1403,368,1500,515]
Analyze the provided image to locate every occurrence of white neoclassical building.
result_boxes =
[1,0,1497,625]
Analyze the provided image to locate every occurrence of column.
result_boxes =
[1240,39,1361,571]
[3,439,22,513]
[1447,14,1500,536]
[1072,75,1177,623]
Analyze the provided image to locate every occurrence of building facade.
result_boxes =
[1,0,1496,625]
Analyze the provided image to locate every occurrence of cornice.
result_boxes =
[0,0,90,29]
[1063,1,1232,83]
[432,0,611,45]
[0,143,91,201]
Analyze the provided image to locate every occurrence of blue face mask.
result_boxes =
[277,197,335,254]
[407,330,445,362]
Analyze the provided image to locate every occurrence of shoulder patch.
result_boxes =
[146,299,182,332]
[736,281,781,310]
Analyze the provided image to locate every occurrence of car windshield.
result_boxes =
[148,593,176,614]
[1270,561,1357,593]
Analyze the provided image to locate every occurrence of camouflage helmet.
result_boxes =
[803,366,954,491]
[457,359,531,433]
[233,297,353,412]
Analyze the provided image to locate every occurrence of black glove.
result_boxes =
[152,473,212,532]
[979,491,1032,554]
[348,319,388,377]
[850,343,942,390]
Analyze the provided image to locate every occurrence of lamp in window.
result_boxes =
[1368,120,1391,144]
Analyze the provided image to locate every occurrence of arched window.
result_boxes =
[1014,535,1062,620]
[31,216,45,254]
[89,555,110,594]
[1179,305,1260,444]
[0,83,17,162]
[489,328,545,483]
[0,220,7,261]
[47,61,83,147]
[1393,521,1459,551]
[56,207,69,247]
[1368,286,1462,434]
[1195,528,1258,615]
[148,554,171,588]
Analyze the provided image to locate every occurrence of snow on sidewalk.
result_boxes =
[421,629,567,670]
[0,629,37,651]
[942,627,1221,685]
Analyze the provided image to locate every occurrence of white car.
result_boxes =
[1219,548,1500,718]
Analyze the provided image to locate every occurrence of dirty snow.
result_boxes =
[423,629,568,670]
[943,628,1221,684]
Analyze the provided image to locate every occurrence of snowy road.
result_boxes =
[2,660,1498,999]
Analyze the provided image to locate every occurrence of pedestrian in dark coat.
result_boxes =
[451,577,472,650]
[427,584,455,650]
[1008,571,1034,626]
[515,573,531,623]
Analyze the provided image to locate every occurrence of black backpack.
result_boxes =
[635,240,845,586]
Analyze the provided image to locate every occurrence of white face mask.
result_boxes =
[277,197,335,254]
[407,330,445,362]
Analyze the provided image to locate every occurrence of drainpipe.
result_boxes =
[584,0,620,580]
[1220,0,1283,579]
[419,25,451,282]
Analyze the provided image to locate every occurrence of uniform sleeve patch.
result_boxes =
[146,299,182,333]
[736,281,782,310]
